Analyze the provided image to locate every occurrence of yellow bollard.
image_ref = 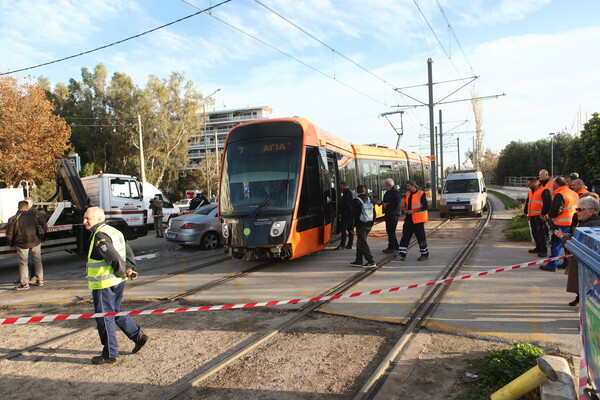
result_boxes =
[490,357,558,400]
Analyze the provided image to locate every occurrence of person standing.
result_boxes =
[538,169,556,196]
[555,196,600,306]
[523,177,551,257]
[189,191,210,211]
[25,196,44,282]
[571,179,589,195]
[83,207,148,364]
[6,200,47,290]
[539,177,578,272]
[335,181,354,250]
[150,195,164,238]
[397,180,429,261]
[380,178,402,254]
[349,185,376,267]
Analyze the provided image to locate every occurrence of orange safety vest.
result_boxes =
[540,178,557,196]
[527,186,545,217]
[576,187,589,195]
[405,190,428,224]
[551,185,579,226]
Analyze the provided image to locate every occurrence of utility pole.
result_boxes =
[427,59,437,206]
[203,88,221,198]
[457,137,460,170]
[439,109,444,182]
[137,114,146,183]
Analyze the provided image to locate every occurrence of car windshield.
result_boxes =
[220,137,301,215]
[194,204,218,215]
[443,179,480,194]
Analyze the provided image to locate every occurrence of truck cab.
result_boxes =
[80,174,148,240]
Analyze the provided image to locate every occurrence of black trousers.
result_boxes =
[529,217,548,253]
[398,221,428,256]
[339,215,354,247]
[385,214,399,249]
[355,224,374,263]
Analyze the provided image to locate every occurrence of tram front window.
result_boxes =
[220,138,302,215]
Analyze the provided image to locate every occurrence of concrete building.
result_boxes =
[187,106,272,169]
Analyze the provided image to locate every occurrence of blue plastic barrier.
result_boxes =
[566,226,600,396]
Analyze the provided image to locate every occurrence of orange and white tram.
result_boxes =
[218,117,431,260]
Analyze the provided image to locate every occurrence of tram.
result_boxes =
[218,117,431,260]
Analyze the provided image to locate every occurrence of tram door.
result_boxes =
[319,148,339,240]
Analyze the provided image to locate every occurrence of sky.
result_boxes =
[1,0,598,168]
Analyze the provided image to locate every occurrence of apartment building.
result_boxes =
[187,106,272,169]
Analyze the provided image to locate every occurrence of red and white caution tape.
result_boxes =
[0,255,570,326]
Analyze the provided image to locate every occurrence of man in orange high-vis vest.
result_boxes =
[538,169,556,196]
[571,179,589,195]
[539,177,579,272]
[397,180,429,261]
[523,177,551,257]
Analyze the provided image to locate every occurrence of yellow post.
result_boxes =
[490,366,547,399]
[490,357,558,400]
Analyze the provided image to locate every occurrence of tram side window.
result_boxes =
[358,160,379,201]
[408,161,425,188]
[379,164,393,199]
[297,147,324,231]
[394,161,408,189]
[339,159,357,188]
[422,162,431,190]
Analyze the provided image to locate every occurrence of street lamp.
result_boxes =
[203,88,221,198]
[549,132,555,177]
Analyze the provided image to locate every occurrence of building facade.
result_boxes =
[187,106,272,169]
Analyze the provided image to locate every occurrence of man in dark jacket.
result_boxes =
[335,181,354,250]
[6,200,48,290]
[150,195,164,237]
[189,191,210,211]
[398,180,429,261]
[380,178,402,253]
[350,185,376,268]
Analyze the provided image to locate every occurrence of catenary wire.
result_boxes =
[0,0,233,76]
[180,0,388,107]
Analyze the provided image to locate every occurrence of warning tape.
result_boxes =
[0,255,570,326]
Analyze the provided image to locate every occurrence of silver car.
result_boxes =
[165,203,221,249]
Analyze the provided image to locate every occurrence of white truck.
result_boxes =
[0,160,148,260]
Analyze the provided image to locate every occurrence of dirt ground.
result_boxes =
[1,298,521,400]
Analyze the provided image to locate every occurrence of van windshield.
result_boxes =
[443,179,480,194]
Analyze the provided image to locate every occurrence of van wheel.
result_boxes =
[440,213,447,218]
[476,211,482,217]
[483,203,489,211]
[200,232,220,250]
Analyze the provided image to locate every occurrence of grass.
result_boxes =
[487,189,523,210]
[507,227,532,242]
[457,342,545,400]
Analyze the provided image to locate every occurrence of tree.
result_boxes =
[0,77,70,187]
[564,113,600,184]
[471,95,484,169]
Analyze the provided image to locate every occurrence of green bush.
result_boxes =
[488,189,522,210]
[508,215,529,230]
[458,342,545,400]
[507,227,531,242]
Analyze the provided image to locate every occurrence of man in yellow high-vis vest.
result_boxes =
[83,207,149,365]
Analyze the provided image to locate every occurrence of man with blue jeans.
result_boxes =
[539,177,578,272]
[83,207,149,364]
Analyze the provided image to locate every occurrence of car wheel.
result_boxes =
[200,232,220,250]
[440,212,447,218]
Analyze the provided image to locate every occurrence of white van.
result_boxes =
[142,182,180,225]
[439,170,487,217]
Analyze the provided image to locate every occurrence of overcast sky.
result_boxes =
[1,0,598,167]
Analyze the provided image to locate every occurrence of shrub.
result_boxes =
[507,227,531,242]
[508,215,529,230]
[488,189,522,210]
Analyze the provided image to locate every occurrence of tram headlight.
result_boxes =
[222,223,229,238]
[270,221,286,237]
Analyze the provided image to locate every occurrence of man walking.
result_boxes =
[350,185,376,267]
[6,200,47,290]
[539,177,578,272]
[335,181,354,250]
[523,177,551,257]
[83,207,148,364]
[150,195,164,238]
[398,180,429,261]
[380,178,402,253]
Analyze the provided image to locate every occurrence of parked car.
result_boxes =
[164,203,221,249]
[174,198,191,213]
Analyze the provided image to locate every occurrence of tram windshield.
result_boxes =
[220,137,302,215]
[443,179,480,194]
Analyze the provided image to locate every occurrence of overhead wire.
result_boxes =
[181,0,389,106]
[0,0,233,76]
